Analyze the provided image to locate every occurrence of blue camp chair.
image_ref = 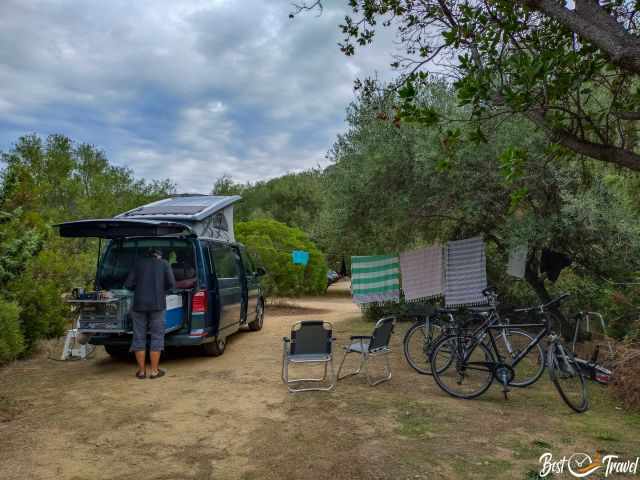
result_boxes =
[337,316,396,386]
[282,321,336,393]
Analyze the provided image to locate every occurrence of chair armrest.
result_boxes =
[350,335,372,340]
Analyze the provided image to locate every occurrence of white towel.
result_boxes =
[400,245,444,302]
[445,236,487,307]
[507,244,528,279]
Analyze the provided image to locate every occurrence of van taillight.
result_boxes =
[192,290,208,313]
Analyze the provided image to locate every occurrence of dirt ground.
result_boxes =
[1,280,638,480]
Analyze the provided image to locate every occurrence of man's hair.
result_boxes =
[146,247,162,257]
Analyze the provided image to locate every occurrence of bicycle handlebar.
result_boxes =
[512,292,571,314]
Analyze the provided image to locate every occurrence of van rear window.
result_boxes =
[98,238,195,289]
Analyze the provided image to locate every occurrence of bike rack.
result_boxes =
[571,311,614,360]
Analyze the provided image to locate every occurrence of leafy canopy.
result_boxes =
[294,1,640,171]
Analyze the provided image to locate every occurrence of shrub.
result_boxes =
[236,219,326,297]
[0,298,24,364]
[8,241,91,352]
[361,297,435,322]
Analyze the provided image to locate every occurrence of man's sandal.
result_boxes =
[136,371,146,380]
[149,369,166,379]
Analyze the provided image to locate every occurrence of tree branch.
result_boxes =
[522,0,640,74]
[527,109,640,170]
[612,111,640,120]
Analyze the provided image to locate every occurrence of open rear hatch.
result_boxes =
[56,218,192,334]
[55,218,193,238]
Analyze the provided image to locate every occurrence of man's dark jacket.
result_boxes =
[125,257,176,311]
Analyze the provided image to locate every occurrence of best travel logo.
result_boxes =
[539,452,639,478]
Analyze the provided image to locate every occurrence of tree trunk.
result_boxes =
[525,250,573,339]
[524,252,551,303]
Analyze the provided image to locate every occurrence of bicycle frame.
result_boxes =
[456,308,551,371]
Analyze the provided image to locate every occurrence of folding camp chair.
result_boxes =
[282,320,336,393]
[337,316,396,386]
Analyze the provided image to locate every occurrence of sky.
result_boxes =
[0,0,397,193]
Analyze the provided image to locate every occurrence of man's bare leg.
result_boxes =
[150,351,161,375]
[134,350,146,375]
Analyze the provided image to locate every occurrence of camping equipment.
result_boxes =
[116,195,241,241]
[282,320,336,393]
[351,255,400,305]
[337,316,396,386]
[67,291,183,334]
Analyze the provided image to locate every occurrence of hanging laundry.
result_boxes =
[292,250,309,266]
[445,236,488,307]
[507,244,528,279]
[540,249,572,283]
[399,245,444,302]
[351,255,400,305]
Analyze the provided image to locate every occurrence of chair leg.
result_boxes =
[327,358,336,391]
[282,354,287,384]
[337,350,365,380]
[285,360,337,393]
[366,352,392,386]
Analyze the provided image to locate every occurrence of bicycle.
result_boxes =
[403,288,545,388]
[429,293,589,413]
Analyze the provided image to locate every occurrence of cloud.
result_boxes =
[0,0,397,192]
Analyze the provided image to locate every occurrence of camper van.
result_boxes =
[56,195,265,358]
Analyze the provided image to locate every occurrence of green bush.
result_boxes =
[236,219,327,297]
[7,243,91,352]
[0,298,24,364]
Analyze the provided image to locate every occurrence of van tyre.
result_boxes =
[104,345,131,360]
[202,337,226,356]
[248,299,264,331]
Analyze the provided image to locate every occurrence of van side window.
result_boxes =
[210,245,240,279]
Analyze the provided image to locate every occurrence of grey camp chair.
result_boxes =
[337,316,396,386]
[282,321,336,393]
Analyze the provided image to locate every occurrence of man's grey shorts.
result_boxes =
[130,310,165,352]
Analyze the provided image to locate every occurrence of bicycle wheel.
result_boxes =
[430,334,495,399]
[403,317,446,374]
[548,341,589,413]
[493,328,545,387]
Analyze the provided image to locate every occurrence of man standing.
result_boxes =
[125,248,176,379]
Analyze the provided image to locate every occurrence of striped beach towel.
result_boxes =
[400,245,444,302]
[351,255,400,305]
[445,236,487,307]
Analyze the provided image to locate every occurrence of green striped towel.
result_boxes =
[351,255,400,304]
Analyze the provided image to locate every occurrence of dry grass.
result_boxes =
[611,343,640,410]
[1,283,639,480]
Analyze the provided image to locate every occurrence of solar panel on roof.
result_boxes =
[124,205,207,216]
[160,196,227,206]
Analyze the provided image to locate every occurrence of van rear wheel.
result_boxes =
[202,337,226,356]
[248,299,264,331]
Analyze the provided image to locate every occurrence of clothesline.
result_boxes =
[351,236,489,308]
